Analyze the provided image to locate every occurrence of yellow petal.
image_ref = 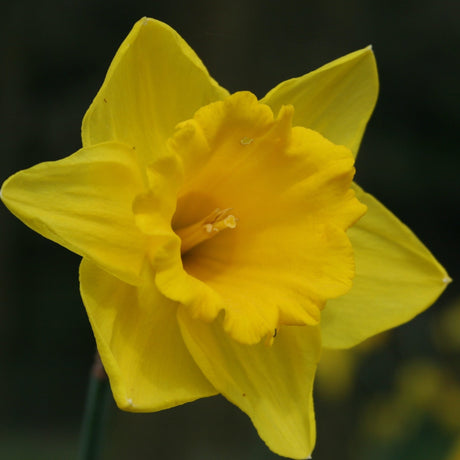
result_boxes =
[162,92,365,344]
[131,155,185,263]
[1,142,147,285]
[261,47,378,156]
[82,17,229,165]
[321,184,451,349]
[128,153,226,326]
[178,308,320,459]
[80,258,217,411]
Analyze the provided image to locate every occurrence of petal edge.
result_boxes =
[262,46,378,156]
[82,18,229,165]
[178,308,320,459]
[80,259,217,411]
[1,142,147,285]
[321,184,450,349]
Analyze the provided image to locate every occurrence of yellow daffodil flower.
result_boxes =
[1,17,450,459]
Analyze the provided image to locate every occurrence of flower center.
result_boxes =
[175,208,237,254]
[150,92,366,345]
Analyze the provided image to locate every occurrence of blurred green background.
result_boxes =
[1,1,459,459]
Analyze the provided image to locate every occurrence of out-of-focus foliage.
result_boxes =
[316,296,460,460]
[317,334,389,401]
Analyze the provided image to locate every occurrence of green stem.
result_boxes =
[77,352,111,460]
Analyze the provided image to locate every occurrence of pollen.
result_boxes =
[240,137,254,145]
[175,208,237,254]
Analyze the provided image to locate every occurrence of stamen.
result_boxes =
[175,208,238,254]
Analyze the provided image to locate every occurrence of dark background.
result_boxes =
[1,1,459,459]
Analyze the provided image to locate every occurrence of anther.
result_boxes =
[175,208,238,254]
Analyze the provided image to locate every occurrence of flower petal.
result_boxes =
[80,258,217,411]
[82,17,229,165]
[178,308,320,459]
[261,47,378,156]
[321,184,451,349]
[1,142,147,285]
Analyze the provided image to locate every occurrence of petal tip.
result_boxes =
[443,275,453,285]
[0,173,15,204]
[113,393,136,411]
[125,397,135,409]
